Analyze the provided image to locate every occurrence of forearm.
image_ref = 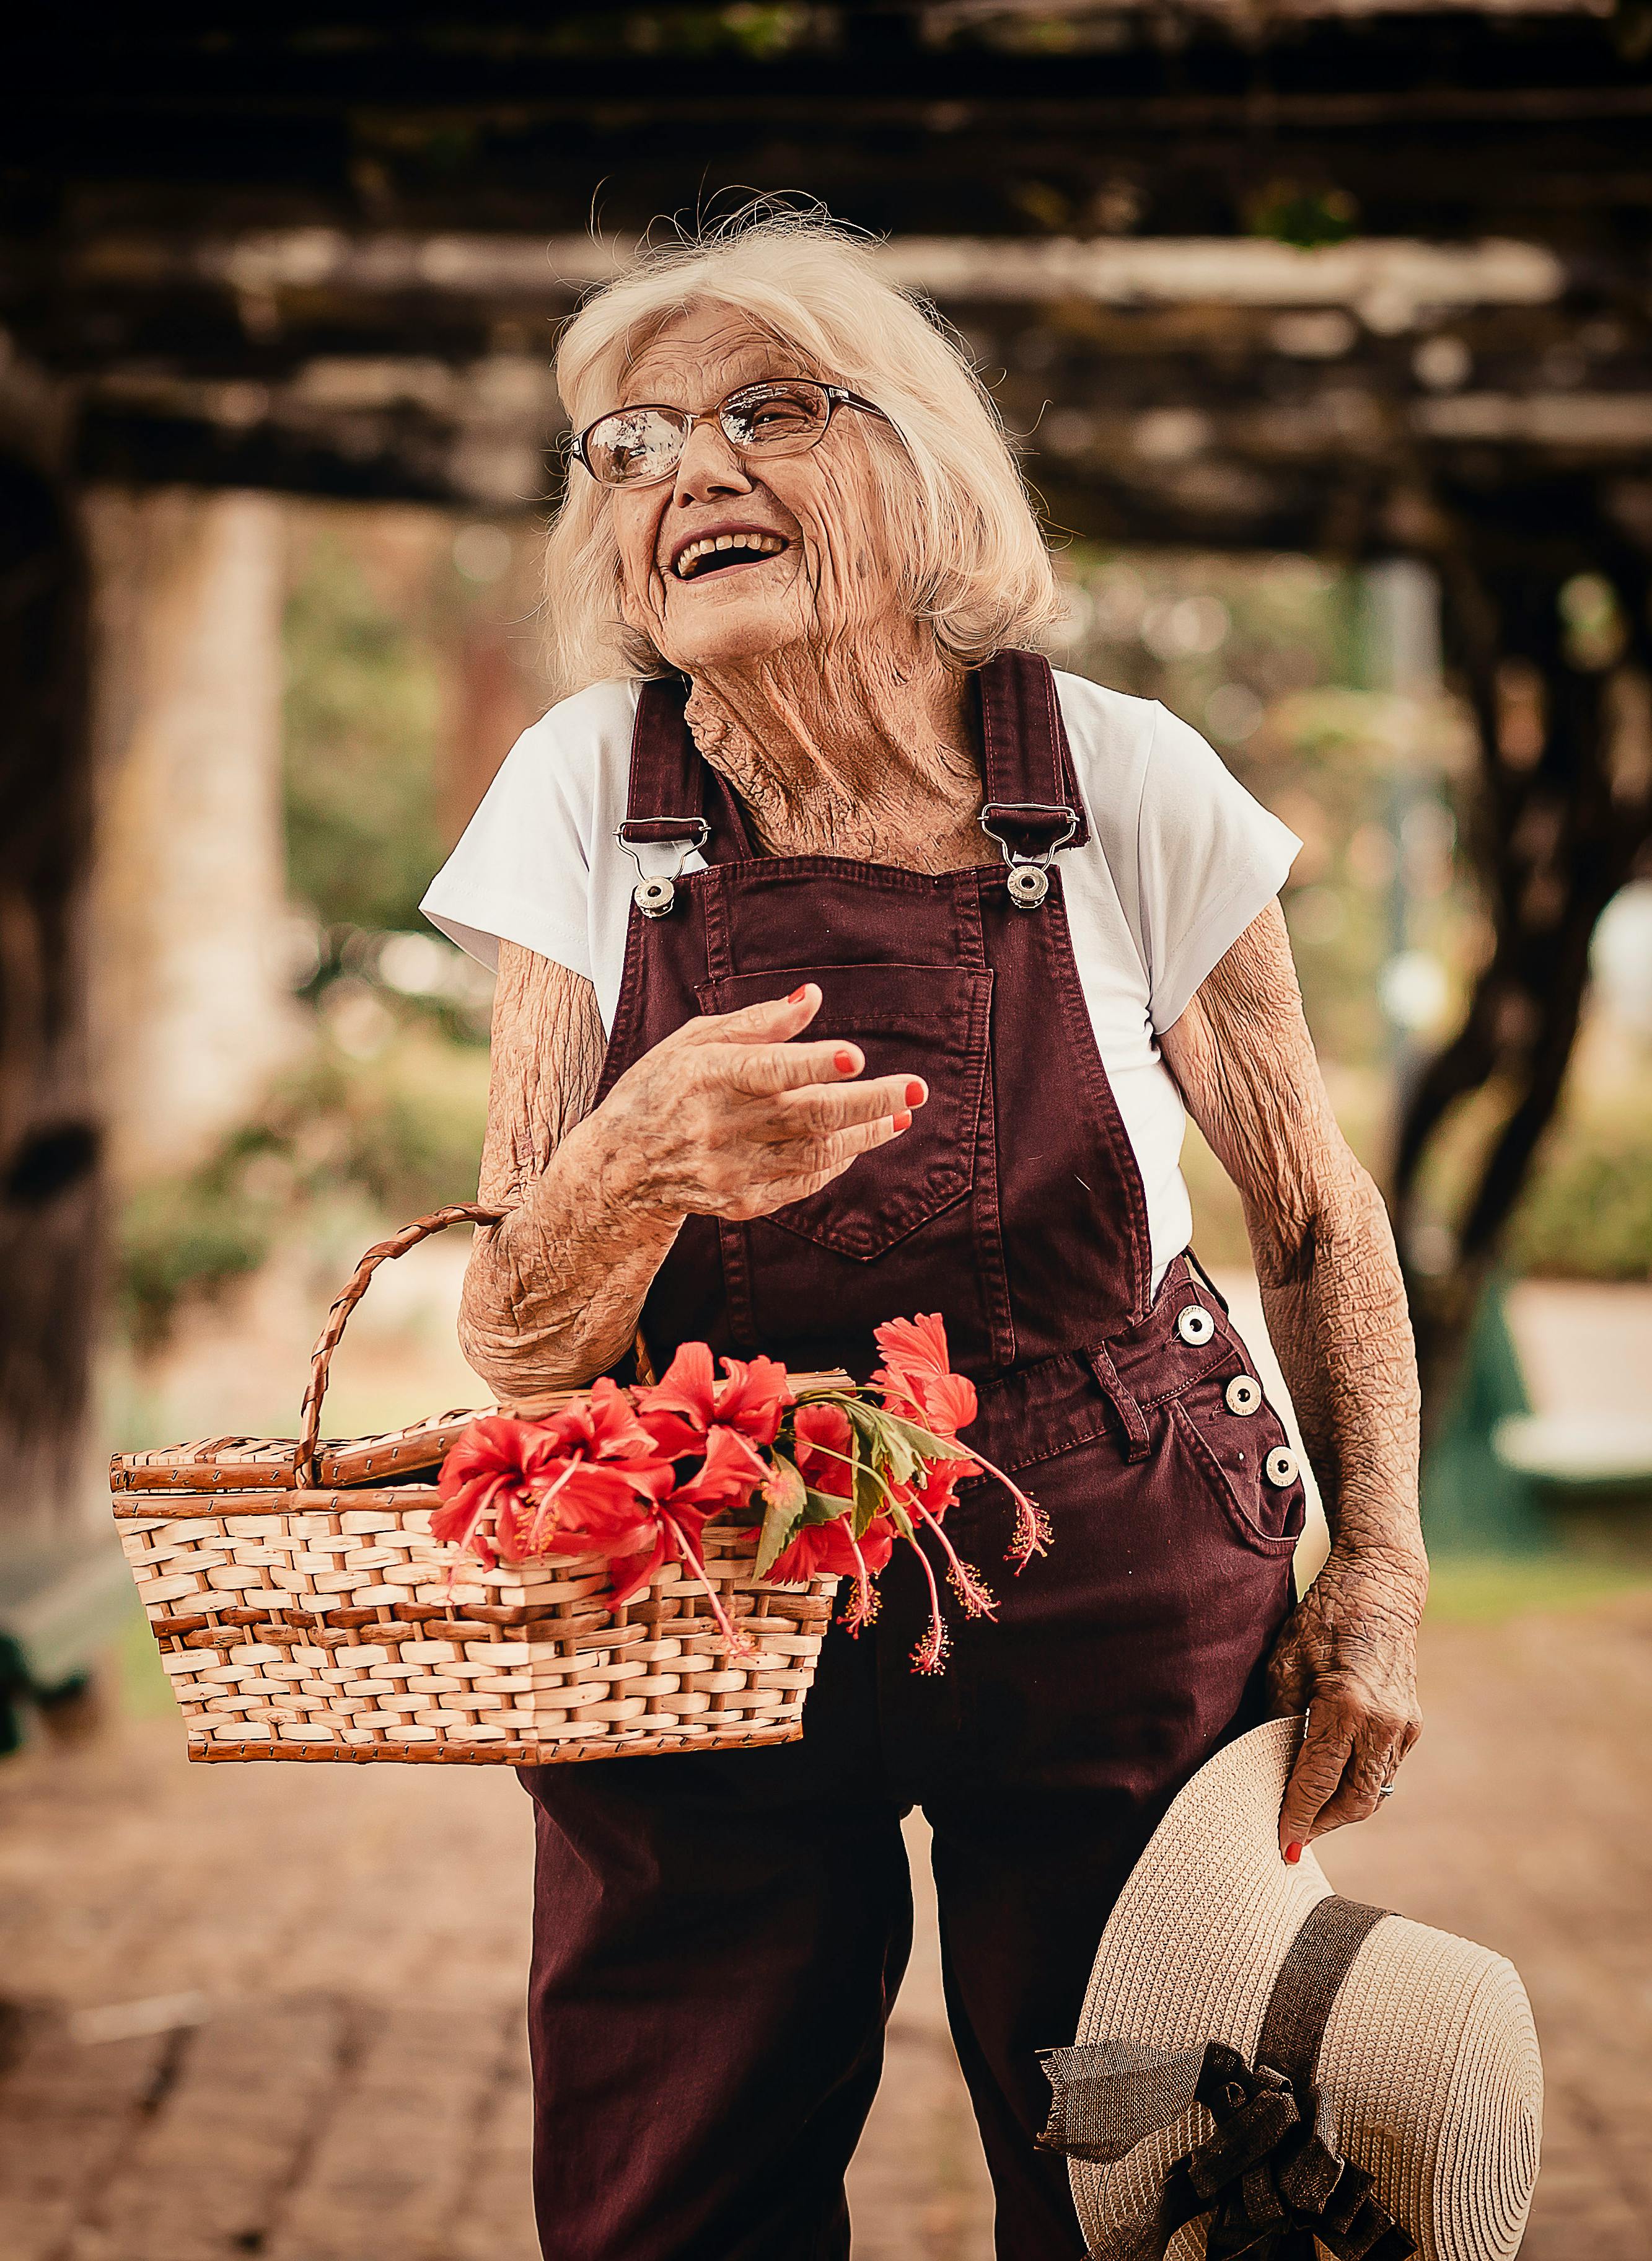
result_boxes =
[1246,1164,1426,1593]
[460,1111,683,1399]
[1164,902,1426,1841]
[462,941,679,1399]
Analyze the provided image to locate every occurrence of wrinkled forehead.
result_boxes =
[615,301,823,409]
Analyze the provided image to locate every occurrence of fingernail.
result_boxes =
[835,1047,858,1074]
[905,1079,926,1105]
[892,1110,913,1133]
[788,985,809,1004]
[1284,1842,1303,1866]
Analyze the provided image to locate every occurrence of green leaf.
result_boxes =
[843,1399,912,1483]
[754,1456,807,1579]
[880,1411,965,1465]
[852,1458,887,1540]
[802,1486,853,1527]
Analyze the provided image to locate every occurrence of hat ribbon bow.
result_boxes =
[1038,2035,1416,2261]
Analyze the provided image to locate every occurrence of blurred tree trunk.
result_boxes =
[0,426,101,1540]
[86,489,301,1185]
[1394,495,1652,1435]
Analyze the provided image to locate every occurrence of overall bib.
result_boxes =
[522,653,1306,2261]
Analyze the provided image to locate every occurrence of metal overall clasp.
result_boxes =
[978,801,1080,910]
[615,818,711,919]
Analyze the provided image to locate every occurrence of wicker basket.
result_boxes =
[112,1204,842,1766]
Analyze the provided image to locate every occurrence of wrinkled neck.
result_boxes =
[682,630,989,869]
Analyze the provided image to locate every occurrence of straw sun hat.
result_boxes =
[1039,1718,1542,2261]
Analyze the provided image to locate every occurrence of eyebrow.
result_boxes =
[616,351,793,409]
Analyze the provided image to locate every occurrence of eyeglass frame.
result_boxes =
[568,377,892,488]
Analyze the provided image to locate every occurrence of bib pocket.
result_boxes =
[695,963,992,1262]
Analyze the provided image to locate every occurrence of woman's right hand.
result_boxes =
[588,984,926,1224]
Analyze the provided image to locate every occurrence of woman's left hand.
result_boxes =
[1267,1546,1427,1860]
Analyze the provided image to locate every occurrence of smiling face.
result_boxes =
[606,304,906,676]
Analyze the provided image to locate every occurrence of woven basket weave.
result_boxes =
[112,1204,841,1766]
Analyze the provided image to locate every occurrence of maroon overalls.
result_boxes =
[521,653,1305,2260]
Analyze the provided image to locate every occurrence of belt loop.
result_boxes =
[1088,1343,1151,1463]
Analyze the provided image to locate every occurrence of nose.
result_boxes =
[670,415,754,508]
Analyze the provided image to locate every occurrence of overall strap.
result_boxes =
[977,650,1091,857]
[618,674,705,847]
[619,674,753,859]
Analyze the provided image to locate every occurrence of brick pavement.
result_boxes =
[2,1593,1648,2259]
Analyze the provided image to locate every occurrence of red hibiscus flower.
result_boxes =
[873,1312,980,1439]
[537,1375,662,1465]
[767,1512,895,1589]
[526,1454,668,1560]
[433,1414,560,1566]
[874,1311,1047,1574]
[667,1423,771,1512]
[791,1400,855,1497]
[637,1341,793,1457]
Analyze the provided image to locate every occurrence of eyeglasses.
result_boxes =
[570,377,889,489]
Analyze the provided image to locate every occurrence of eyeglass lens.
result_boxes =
[582,380,833,487]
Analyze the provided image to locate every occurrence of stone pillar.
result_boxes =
[86,489,302,1185]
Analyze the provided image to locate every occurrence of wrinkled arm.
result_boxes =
[460,942,680,1399]
[1159,900,1427,1851]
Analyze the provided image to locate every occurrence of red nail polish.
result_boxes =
[905,1080,926,1105]
[1284,1842,1303,1866]
[893,1110,913,1133]
[835,1047,858,1074]
[788,985,808,1004]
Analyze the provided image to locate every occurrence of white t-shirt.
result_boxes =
[422,669,1299,1288]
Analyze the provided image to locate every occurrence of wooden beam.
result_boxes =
[4,9,1650,244]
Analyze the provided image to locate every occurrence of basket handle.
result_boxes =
[297,1204,506,1483]
[295,1203,660,1483]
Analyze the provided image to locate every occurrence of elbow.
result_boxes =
[1247,1149,1386,1291]
[457,1244,537,1401]
[457,1241,600,1401]
[457,1289,521,1404]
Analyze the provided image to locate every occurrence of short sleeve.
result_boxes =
[420,680,639,982]
[1136,702,1301,1033]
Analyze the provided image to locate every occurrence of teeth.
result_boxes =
[674,532,787,579]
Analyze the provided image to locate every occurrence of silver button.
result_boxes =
[1264,1446,1299,1489]
[1225,1375,1263,1417]
[634,876,676,919]
[1175,1305,1216,1347]
[1006,863,1050,909]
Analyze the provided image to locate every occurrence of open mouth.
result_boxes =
[672,532,789,581]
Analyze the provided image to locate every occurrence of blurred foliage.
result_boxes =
[1055,547,1650,1283]
[1244,180,1360,249]
[1053,547,1475,1070]
[283,534,446,937]
[1425,1036,1652,1283]
[118,1027,491,1347]
[1508,1119,1652,1280]
[1422,1553,1652,1621]
[121,1173,275,1352]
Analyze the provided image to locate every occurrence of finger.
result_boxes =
[770,1109,915,1197]
[1312,1716,1413,1835]
[776,1073,928,1135]
[1278,1714,1354,1860]
[711,1036,870,1097]
[689,983,824,1046]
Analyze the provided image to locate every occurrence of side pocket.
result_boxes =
[1167,1381,1304,1554]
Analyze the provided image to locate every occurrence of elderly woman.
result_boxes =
[421,214,1426,2261]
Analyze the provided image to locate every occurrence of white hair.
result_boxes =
[542,206,1063,696]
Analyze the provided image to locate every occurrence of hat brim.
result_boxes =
[1068,1717,1334,2252]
